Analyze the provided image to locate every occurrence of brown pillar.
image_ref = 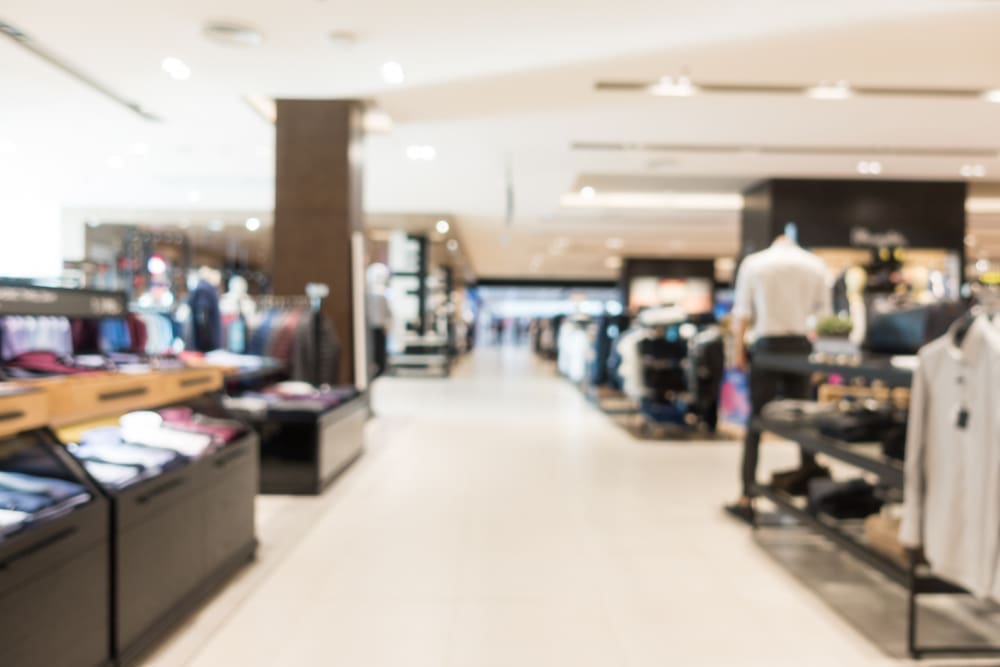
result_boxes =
[272,99,364,385]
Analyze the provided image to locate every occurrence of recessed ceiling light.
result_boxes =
[446,239,459,252]
[245,217,261,231]
[406,145,436,161]
[960,164,987,178]
[983,89,1000,103]
[857,160,882,175]
[435,219,450,234]
[581,186,596,198]
[381,61,405,84]
[604,256,623,270]
[807,80,853,100]
[648,75,698,97]
[129,142,149,156]
[203,21,263,47]
[106,155,125,169]
[208,219,224,232]
[605,237,625,250]
[976,259,990,273]
[161,57,191,81]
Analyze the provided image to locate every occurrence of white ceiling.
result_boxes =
[3,0,1000,279]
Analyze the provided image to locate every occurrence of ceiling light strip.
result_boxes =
[571,142,998,159]
[596,80,990,100]
[0,20,161,122]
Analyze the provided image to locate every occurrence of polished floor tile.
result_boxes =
[142,346,995,666]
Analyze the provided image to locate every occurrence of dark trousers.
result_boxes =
[741,335,816,497]
[372,327,387,378]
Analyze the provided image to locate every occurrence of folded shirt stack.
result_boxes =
[0,470,91,534]
[226,382,359,420]
[761,400,837,426]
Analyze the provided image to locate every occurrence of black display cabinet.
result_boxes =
[0,429,112,667]
[252,394,368,495]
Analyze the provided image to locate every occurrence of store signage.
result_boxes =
[850,227,909,248]
[0,286,127,318]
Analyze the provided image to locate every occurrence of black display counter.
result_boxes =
[253,394,368,495]
[0,430,112,667]
[112,432,258,666]
[752,352,915,387]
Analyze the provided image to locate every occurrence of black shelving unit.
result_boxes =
[752,352,914,387]
[0,429,113,667]
[751,355,1000,659]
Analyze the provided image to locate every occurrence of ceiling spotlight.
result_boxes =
[435,219,450,234]
[605,237,625,250]
[604,256,623,270]
[106,155,125,169]
[580,186,596,198]
[807,80,853,100]
[983,89,1000,103]
[649,75,697,97]
[208,219,224,232]
[976,259,990,273]
[406,145,436,161]
[857,160,882,175]
[446,239,459,252]
[161,57,191,81]
[245,217,261,231]
[960,164,987,178]
[381,61,405,84]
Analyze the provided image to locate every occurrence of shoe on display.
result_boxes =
[769,464,831,497]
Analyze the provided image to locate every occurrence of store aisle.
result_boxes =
[144,347,903,667]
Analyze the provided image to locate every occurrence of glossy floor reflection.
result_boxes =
[143,346,995,666]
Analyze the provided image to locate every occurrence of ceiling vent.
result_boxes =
[203,21,263,47]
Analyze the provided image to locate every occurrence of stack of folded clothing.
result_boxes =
[226,381,359,420]
[814,398,904,443]
[68,426,187,489]
[807,477,884,519]
[761,400,837,426]
[0,470,91,535]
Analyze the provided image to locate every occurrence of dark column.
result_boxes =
[272,99,364,385]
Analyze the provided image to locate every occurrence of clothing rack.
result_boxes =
[750,353,1000,659]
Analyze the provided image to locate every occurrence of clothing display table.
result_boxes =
[751,357,1000,659]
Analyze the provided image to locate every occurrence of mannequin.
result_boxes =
[366,263,392,378]
[187,266,222,352]
[844,266,868,346]
[220,276,255,354]
[725,234,832,523]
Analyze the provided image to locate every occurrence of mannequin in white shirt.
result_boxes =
[726,235,832,523]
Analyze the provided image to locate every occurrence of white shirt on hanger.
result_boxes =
[732,240,831,338]
[899,315,1000,600]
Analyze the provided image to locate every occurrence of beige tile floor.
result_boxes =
[143,346,933,667]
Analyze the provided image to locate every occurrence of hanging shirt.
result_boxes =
[732,241,831,338]
[899,316,1000,600]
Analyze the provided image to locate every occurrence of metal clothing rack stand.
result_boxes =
[750,353,1000,660]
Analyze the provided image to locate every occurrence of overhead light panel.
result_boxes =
[561,191,743,211]
[960,164,987,178]
[857,160,882,175]
[648,75,697,97]
[807,80,853,100]
[406,145,436,161]
[162,57,191,81]
[580,186,596,199]
[381,61,405,84]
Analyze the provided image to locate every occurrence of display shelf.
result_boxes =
[0,386,48,439]
[752,353,914,387]
[0,429,112,667]
[16,367,224,428]
[756,418,904,488]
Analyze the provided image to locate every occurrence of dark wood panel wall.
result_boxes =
[741,178,967,265]
[272,99,364,385]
